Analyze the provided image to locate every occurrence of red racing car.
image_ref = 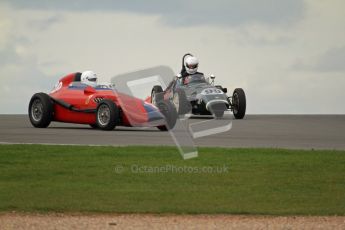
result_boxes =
[28,72,177,131]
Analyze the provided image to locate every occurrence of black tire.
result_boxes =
[151,85,164,105]
[157,100,178,131]
[172,89,191,115]
[96,99,119,130]
[232,88,246,119]
[28,93,54,128]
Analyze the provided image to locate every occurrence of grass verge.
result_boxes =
[0,144,344,215]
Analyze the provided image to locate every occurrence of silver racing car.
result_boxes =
[151,73,246,119]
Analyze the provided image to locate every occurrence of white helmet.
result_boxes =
[81,71,98,87]
[184,56,199,74]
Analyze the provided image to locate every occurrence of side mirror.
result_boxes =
[222,87,227,93]
[84,86,96,94]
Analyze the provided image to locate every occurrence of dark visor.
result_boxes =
[88,78,97,82]
[187,63,198,69]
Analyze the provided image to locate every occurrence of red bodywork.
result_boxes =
[49,73,162,127]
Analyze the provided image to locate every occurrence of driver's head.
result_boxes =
[81,71,98,87]
[184,56,199,74]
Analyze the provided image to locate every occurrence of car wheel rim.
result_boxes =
[233,93,239,114]
[98,104,110,126]
[173,93,179,112]
[31,99,43,122]
[151,92,156,105]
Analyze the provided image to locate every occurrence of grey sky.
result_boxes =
[294,46,345,72]
[0,0,344,114]
[5,0,304,26]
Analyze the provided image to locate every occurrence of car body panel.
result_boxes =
[49,73,165,127]
[157,73,230,115]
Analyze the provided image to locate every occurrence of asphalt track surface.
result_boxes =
[0,115,344,150]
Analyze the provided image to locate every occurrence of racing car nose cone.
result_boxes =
[143,103,165,122]
[147,111,165,122]
[205,99,229,111]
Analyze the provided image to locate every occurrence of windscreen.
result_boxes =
[184,73,207,85]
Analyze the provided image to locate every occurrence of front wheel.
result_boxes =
[173,89,191,115]
[157,100,177,131]
[28,93,54,128]
[232,88,246,119]
[151,85,163,105]
[96,100,119,130]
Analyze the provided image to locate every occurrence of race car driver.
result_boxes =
[178,53,205,84]
[81,70,98,87]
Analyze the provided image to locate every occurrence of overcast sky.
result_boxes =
[0,0,344,114]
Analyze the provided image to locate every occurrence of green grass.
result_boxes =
[0,144,344,215]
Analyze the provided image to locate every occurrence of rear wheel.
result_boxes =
[157,100,177,131]
[28,93,54,128]
[96,100,119,130]
[232,88,246,119]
